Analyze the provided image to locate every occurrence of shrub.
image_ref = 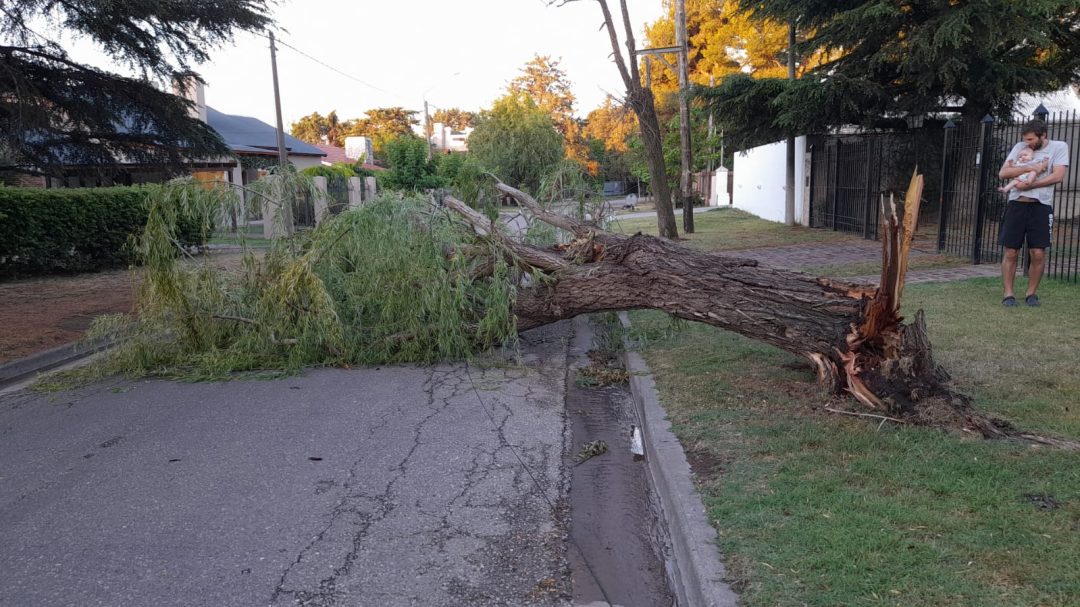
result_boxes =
[0,185,210,279]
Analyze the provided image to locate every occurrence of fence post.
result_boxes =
[312,176,329,225]
[347,177,363,208]
[828,139,841,230]
[364,176,378,201]
[971,114,995,264]
[937,119,957,252]
[862,139,874,239]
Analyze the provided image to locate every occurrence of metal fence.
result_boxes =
[808,110,1080,282]
[808,128,944,239]
[937,110,1080,281]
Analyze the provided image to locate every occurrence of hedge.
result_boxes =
[0,186,204,279]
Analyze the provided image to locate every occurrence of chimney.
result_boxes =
[172,72,208,123]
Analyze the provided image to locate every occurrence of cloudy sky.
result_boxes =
[66,0,666,129]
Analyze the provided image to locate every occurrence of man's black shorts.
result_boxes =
[998,200,1053,249]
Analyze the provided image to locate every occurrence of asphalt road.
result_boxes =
[0,324,573,607]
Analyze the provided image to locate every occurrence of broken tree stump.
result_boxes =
[437,174,1077,450]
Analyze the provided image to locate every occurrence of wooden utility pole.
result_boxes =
[784,22,796,226]
[268,31,294,236]
[676,0,694,233]
[424,99,432,161]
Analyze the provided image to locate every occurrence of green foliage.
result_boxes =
[290,110,347,146]
[431,108,477,131]
[0,185,211,278]
[468,94,565,195]
[345,107,420,159]
[706,0,1080,149]
[435,153,499,208]
[0,1,273,174]
[380,135,442,191]
[92,186,520,379]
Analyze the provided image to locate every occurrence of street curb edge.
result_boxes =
[618,311,739,607]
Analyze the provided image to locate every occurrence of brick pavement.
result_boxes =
[723,241,1000,285]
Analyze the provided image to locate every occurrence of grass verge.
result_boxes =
[608,208,857,251]
[629,276,1080,606]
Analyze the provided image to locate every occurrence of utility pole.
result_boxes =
[784,21,796,227]
[268,31,294,236]
[424,99,432,161]
[676,0,694,233]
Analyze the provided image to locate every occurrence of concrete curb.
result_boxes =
[0,338,110,390]
[618,312,739,607]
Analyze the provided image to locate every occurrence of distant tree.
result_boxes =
[507,55,590,171]
[703,0,1080,149]
[345,107,420,158]
[583,96,639,183]
[431,108,476,131]
[643,0,825,94]
[0,0,274,175]
[290,110,346,146]
[562,0,678,237]
[381,134,441,191]
[468,93,564,195]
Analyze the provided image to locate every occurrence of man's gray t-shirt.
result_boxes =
[1005,139,1070,206]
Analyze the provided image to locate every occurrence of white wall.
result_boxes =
[289,155,323,171]
[732,136,809,225]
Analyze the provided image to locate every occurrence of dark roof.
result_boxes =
[206,107,324,157]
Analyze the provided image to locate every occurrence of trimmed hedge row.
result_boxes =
[0,186,202,279]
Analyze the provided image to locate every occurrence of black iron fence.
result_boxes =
[808,127,945,239]
[808,109,1080,282]
[938,110,1080,281]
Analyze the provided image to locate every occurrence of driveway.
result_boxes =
[0,324,572,606]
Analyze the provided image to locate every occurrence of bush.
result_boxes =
[0,185,208,279]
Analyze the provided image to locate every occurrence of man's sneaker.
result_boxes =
[1002,296,1018,307]
[1025,294,1040,307]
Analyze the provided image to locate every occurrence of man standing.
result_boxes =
[997,119,1069,307]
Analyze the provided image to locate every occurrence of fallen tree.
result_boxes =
[94,173,1075,449]
[438,174,1078,450]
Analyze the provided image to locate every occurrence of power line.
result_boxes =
[266,33,389,94]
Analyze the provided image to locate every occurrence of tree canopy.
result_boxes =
[345,107,419,159]
[703,0,1080,149]
[381,134,440,191]
[290,110,346,147]
[0,0,275,175]
[507,55,591,171]
[643,0,818,92]
[468,93,564,195]
[431,108,476,131]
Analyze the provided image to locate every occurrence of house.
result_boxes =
[429,122,472,153]
[313,141,382,172]
[2,80,325,189]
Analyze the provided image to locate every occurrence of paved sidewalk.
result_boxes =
[722,240,1000,285]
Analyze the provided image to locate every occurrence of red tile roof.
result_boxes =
[314,143,385,171]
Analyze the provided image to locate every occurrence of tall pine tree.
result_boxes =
[0,1,275,175]
[703,0,1080,148]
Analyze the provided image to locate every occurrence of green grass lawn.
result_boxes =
[607,207,858,251]
[622,211,1080,606]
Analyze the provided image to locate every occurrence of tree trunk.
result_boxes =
[588,0,678,239]
[437,177,1080,450]
[630,87,679,239]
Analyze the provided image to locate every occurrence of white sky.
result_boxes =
[64,0,666,129]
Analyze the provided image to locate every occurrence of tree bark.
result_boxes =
[589,0,679,239]
[437,178,1080,450]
